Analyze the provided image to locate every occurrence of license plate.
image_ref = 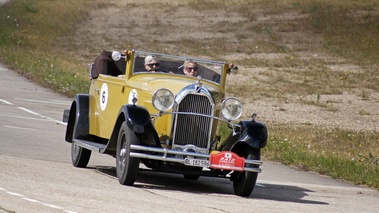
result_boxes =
[184,158,210,168]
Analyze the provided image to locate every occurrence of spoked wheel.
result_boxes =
[71,143,91,168]
[232,148,260,197]
[116,121,140,185]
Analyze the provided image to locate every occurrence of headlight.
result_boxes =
[221,98,243,120]
[152,89,174,112]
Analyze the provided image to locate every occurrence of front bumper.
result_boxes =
[130,145,262,173]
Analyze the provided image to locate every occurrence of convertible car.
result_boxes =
[63,49,268,197]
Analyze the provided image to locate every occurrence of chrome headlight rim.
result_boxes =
[221,97,243,121]
[152,88,175,112]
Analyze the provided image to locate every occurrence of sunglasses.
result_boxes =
[147,63,160,67]
[186,67,198,72]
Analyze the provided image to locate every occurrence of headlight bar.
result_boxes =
[151,111,241,135]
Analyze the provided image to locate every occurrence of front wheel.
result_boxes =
[116,121,140,185]
[71,143,91,168]
[232,148,260,197]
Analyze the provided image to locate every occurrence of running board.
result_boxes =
[73,139,106,153]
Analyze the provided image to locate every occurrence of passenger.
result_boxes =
[183,60,198,77]
[144,55,160,72]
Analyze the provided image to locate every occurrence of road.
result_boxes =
[0,62,378,213]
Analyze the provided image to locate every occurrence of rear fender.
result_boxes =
[65,94,89,142]
[104,105,161,155]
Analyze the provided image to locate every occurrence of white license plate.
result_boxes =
[184,158,210,168]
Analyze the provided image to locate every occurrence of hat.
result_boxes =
[144,55,159,64]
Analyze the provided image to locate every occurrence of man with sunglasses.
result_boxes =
[144,55,160,72]
[183,60,198,77]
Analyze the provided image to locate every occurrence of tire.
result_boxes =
[71,143,91,168]
[232,148,260,197]
[183,167,202,180]
[183,175,200,180]
[116,121,140,185]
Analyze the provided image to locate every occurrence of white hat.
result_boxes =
[144,55,159,64]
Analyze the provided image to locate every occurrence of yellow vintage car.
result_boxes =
[64,49,268,197]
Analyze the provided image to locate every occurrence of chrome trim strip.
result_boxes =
[151,111,241,130]
[245,159,263,166]
[73,139,106,152]
[130,153,185,164]
[243,168,262,173]
[130,145,209,158]
[174,84,214,104]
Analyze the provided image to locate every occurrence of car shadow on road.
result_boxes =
[253,183,328,204]
[93,166,328,205]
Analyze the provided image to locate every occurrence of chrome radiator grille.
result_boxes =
[172,94,213,149]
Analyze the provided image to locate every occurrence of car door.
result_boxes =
[89,75,129,139]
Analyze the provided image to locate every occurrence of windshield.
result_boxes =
[133,51,224,84]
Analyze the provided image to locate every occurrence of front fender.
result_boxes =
[104,105,160,155]
[239,120,268,149]
[222,120,268,152]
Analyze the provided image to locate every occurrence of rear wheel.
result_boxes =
[71,143,91,168]
[232,148,260,197]
[116,121,140,185]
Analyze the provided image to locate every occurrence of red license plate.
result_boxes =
[209,151,245,171]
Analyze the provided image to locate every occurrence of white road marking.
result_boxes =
[42,203,63,209]
[4,125,37,131]
[17,107,66,125]
[0,99,67,125]
[23,198,42,203]
[6,191,24,197]
[0,187,78,213]
[0,99,13,105]
[18,107,40,116]
[0,113,66,125]
[15,98,71,106]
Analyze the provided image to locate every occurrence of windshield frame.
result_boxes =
[132,50,226,86]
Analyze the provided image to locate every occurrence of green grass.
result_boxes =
[0,0,378,189]
[265,124,379,188]
[0,0,90,96]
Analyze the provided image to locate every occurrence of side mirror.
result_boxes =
[230,66,238,74]
[227,63,238,75]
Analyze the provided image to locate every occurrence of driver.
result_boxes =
[144,55,160,72]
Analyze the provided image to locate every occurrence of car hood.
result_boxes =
[127,74,224,100]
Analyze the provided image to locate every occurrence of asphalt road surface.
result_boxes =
[0,62,378,213]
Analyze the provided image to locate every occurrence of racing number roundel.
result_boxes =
[100,83,108,111]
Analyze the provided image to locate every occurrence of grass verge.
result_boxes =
[0,0,91,96]
[264,124,379,188]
